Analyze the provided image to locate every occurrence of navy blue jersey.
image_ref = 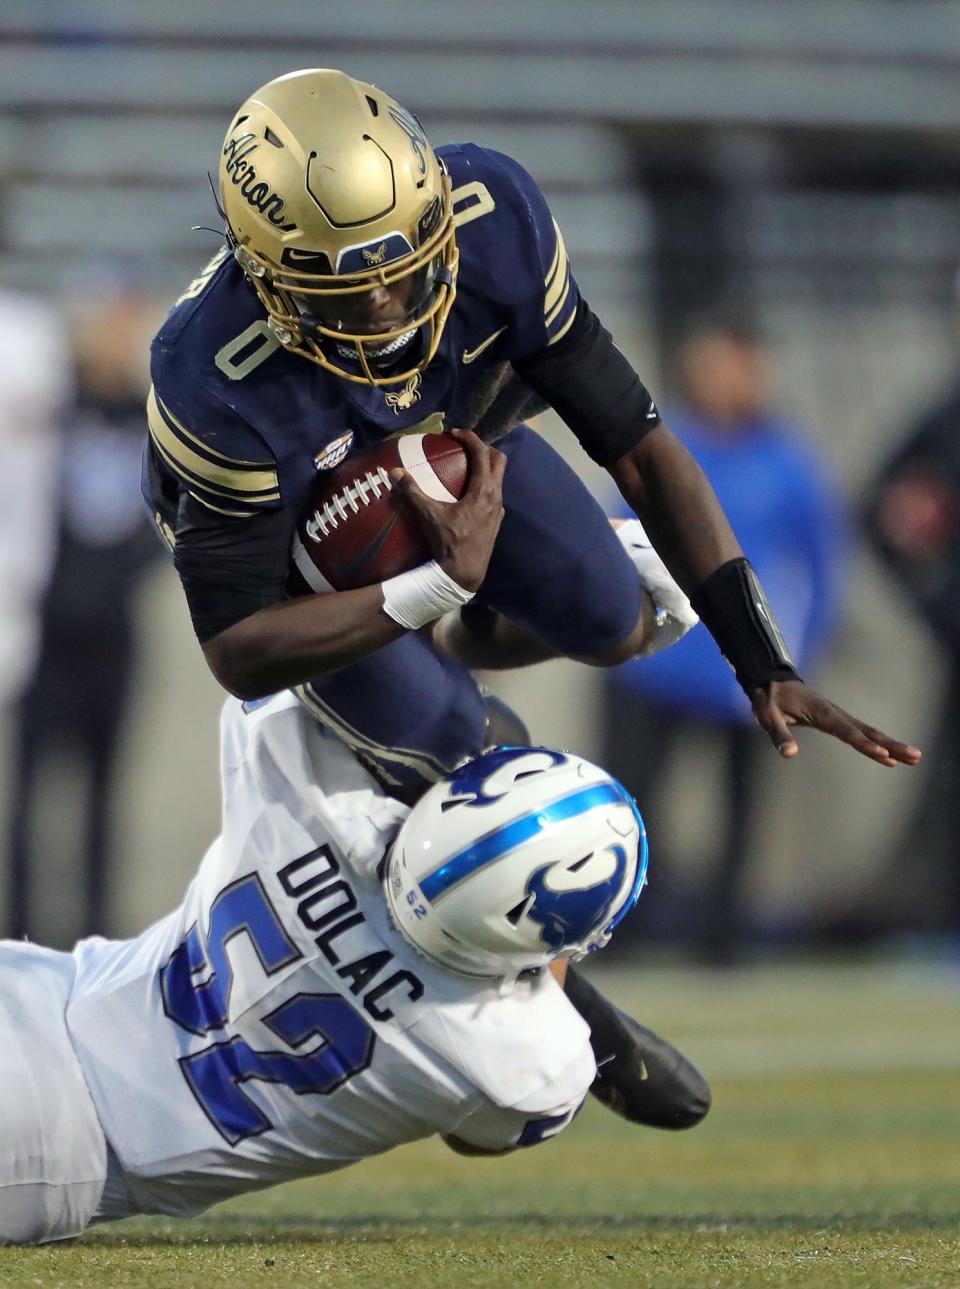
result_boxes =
[142,142,646,797]
[146,145,578,531]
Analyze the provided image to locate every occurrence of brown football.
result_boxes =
[290,433,469,593]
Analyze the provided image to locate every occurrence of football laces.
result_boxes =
[304,469,394,542]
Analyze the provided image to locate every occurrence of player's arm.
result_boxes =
[442,1135,514,1157]
[514,303,920,767]
[612,421,920,765]
[175,430,505,699]
[492,156,919,765]
[442,1094,586,1159]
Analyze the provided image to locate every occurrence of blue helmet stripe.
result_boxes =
[419,782,626,904]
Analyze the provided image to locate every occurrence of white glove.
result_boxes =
[614,518,700,657]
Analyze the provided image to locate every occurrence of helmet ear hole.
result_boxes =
[440,796,471,813]
[505,896,534,928]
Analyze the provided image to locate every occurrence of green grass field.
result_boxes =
[3,960,958,1288]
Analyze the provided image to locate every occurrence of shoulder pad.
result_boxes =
[410,970,593,1109]
[440,144,577,349]
[155,247,234,347]
[146,379,280,518]
[149,253,287,517]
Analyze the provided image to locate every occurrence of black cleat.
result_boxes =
[564,966,711,1130]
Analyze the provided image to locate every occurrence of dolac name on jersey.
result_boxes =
[144,145,577,537]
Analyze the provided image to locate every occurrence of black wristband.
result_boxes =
[690,558,801,694]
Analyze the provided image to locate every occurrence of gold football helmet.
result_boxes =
[218,68,458,386]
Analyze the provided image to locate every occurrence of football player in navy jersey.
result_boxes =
[145,67,920,801]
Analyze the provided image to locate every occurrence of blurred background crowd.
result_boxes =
[1,0,959,961]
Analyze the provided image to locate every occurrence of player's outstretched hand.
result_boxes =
[390,429,506,592]
[750,679,922,767]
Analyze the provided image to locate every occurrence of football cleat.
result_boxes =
[383,746,648,980]
[563,967,711,1129]
[219,68,458,387]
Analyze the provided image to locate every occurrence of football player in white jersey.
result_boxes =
[0,690,660,1245]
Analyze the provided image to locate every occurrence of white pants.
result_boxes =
[0,942,106,1244]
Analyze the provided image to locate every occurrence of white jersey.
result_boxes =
[66,694,594,1219]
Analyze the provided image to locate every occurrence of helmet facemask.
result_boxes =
[253,207,457,384]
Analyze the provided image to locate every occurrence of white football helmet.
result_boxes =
[384,747,648,979]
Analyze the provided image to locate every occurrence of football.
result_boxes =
[290,432,469,593]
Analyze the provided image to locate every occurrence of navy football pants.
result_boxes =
[296,425,640,799]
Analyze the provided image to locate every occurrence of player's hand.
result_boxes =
[390,429,506,592]
[750,679,922,767]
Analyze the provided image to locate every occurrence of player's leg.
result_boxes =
[563,967,711,1130]
[0,943,107,1243]
[479,424,646,663]
[295,632,489,802]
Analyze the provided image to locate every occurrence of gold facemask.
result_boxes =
[219,68,458,386]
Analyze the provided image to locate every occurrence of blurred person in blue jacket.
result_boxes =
[604,315,847,963]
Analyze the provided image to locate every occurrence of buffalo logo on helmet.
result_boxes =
[525,845,629,951]
[442,748,568,811]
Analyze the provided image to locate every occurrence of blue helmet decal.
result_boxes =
[525,845,629,951]
[419,780,623,903]
[442,747,567,811]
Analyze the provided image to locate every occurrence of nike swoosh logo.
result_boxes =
[462,326,508,364]
[329,509,403,584]
[639,1059,649,1081]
